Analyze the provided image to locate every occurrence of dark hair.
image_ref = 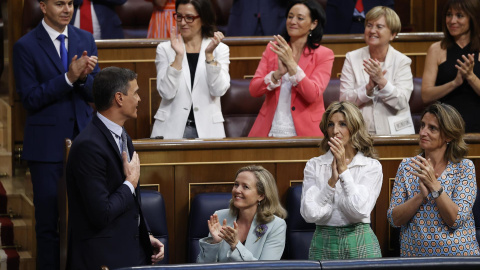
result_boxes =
[320,101,377,159]
[420,102,467,163]
[93,67,137,112]
[440,0,480,52]
[175,0,216,38]
[281,0,326,51]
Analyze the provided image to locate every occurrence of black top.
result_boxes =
[435,43,480,133]
[186,53,199,122]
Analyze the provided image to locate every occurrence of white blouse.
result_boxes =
[300,151,383,226]
[263,66,306,137]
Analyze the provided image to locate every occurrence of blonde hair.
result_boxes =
[365,6,401,35]
[319,101,377,159]
[229,165,287,224]
[420,102,467,163]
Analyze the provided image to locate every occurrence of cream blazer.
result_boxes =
[339,45,414,135]
[151,38,230,139]
[197,209,286,262]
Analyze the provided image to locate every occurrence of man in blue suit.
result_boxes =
[325,0,394,34]
[12,0,99,269]
[66,67,164,269]
[71,0,126,39]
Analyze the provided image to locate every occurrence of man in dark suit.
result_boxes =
[12,0,99,269]
[66,67,165,269]
[325,0,394,34]
[71,0,126,39]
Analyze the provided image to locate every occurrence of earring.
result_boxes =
[309,31,312,37]
[258,201,261,206]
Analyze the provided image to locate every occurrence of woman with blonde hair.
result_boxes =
[197,165,287,262]
[340,6,414,135]
[388,102,480,256]
[301,101,383,260]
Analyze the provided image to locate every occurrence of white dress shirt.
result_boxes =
[73,2,102,39]
[41,19,73,86]
[300,150,383,226]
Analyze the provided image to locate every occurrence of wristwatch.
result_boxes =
[432,187,444,199]
[205,58,216,64]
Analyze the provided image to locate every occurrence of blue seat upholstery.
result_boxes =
[285,184,315,259]
[140,189,169,264]
[187,192,232,263]
[473,188,480,246]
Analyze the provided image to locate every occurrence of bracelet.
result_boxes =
[272,73,278,82]
[205,58,216,64]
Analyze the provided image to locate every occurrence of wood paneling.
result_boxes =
[131,134,480,263]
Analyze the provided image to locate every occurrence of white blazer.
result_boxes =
[339,45,414,135]
[151,38,230,139]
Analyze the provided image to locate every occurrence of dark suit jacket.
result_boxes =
[325,0,395,34]
[226,0,288,36]
[13,23,100,163]
[66,115,152,270]
[71,0,126,39]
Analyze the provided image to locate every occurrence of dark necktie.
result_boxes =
[57,34,68,71]
[121,129,130,162]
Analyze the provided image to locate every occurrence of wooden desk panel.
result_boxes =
[134,134,480,263]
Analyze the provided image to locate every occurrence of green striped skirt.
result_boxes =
[309,223,382,260]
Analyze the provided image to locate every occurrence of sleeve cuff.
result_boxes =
[288,66,306,86]
[357,86,374,103]
[264,71,282,90]
[339,169,355,196]
[64,73,74,87]
[376,81,394,98]
[123,181,135,195]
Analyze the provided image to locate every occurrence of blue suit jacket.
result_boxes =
[325,0,395,34]
[66,115,152,269]
[13,23,100,163]
[226,0,288,36]
[71,0,126,39]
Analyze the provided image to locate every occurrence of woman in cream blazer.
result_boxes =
[150,0,230,139]
[340,6,413,135]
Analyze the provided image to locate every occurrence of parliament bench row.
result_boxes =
[221,78,428,138]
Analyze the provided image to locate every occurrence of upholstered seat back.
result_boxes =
[140,189,169,264]
[187,192,232,263]
[285,185,315,259]
[221,80,265,137]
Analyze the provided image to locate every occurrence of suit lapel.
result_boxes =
[67,25,79,69]
[360,47,371,84]
[92,115,123,162]
[244,214,259,251]
[181,43,192,95]
[36,24,65,73]
[291,46,313,102]
[383,45,394,82]
[192,38,208,91]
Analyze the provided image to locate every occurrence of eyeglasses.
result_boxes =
[173,13,201,23]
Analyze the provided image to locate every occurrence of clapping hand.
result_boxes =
[269,35,295,76]
[220,221,239,251]
[456,54,475,81]
[363,58,387,89]
[207,214,226,244]
[409,156,441,195]
[170,28,185,56]
[205,31,224,55]
[328,137,347,174]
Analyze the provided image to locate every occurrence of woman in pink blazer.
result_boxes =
[248,0,334,137]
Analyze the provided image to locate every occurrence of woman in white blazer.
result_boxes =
[197,165,287,262]
[150,0,230,139]
[339,6,414,135]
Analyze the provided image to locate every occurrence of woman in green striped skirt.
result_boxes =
[301,101,382,260]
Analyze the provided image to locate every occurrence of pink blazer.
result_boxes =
[248,43,334,137]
